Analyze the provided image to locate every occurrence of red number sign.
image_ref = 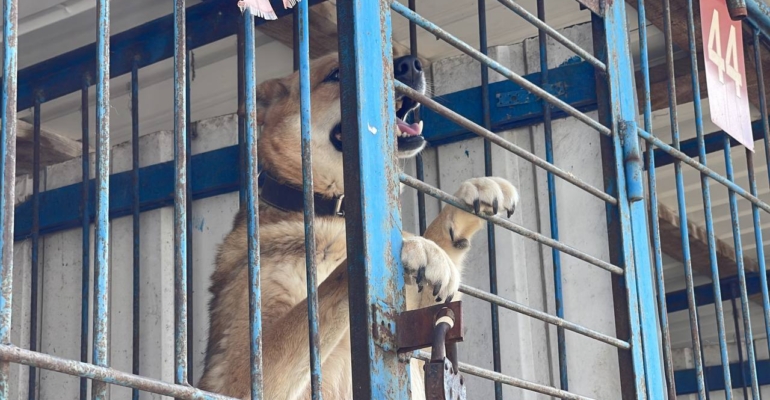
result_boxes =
[700,0,753,151]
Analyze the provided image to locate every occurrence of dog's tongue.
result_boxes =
[396,120,422,137]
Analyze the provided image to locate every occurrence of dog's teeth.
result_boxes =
[396,125,403,135]
[417,120,424,134]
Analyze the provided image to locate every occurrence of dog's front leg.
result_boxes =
[258,262,351,400]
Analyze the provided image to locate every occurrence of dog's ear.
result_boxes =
[255,78,289,125]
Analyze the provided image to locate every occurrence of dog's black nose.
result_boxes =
[394,55,423,87]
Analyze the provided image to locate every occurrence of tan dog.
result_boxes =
[197,51,519,399]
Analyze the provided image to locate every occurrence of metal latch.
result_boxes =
[396,302,466,400]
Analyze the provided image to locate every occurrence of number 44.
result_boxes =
[707,8,743,97]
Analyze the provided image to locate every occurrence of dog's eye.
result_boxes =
[323,68,340,83]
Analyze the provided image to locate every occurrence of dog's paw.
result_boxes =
[454,177,519,218]
[402,236,460,303]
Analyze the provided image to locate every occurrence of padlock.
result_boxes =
[423,308,466,400]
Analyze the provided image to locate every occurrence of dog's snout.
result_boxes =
[394,55,423,87]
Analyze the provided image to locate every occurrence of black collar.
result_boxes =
[259,173,346,217]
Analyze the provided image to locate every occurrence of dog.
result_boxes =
[197,50,519,399]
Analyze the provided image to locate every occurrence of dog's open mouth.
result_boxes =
[329,114,426,157]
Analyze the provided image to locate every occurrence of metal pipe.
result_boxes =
[752,27,770,367]
[0,345,238,400]
[730,284,750,399]
[92,0,112,397]
[400,174,623,275]
[389,1,612,137]
[173,0,189,387]
[723,134,760,399]
[535,0,567,390]
[237,17,246,206]
[636,128,770,214]
[637,0,676,394]
[496,0,606,71]
[412,351,595,400]
[746,0,770,34]
[28,99,41,400]
[408,0,427,237]
[727,0,748,20]
[296,0,322,397]
[185,47,195,386]
[477,1,502,397]
[242,8,263,399]
[459,284,629,348]
[79,75,91,400]
[395,83,617,205]
[130,59,141,400]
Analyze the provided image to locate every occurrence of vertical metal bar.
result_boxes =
[130,59,141,400]
[237,17,246,206]
[27,99,41,400]
[185,47,195,386]
[92,0,111,397]
[604,0,665,397]
[477,2,502,398]
[682,0,735,394]
[536,1,567,392]
[751,27,770,365]
[173,0,189,387]
[293,7,300,72]
[723,134,760,399]
[0,0,17,394]
[243,9,263,400]
[730,284,749,400]
[408,0,427,236]
[636,0,676,395]
[336,0,410,397]
[297,0,322,397]
[80,75,91,400]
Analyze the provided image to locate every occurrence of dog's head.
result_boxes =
[256,51,427,197]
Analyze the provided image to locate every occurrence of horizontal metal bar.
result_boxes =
[637,128,770,214]
[666,272,767,312]
[421,60,597,146]
[496,0,606,71]
[399,174,623,275]
[10,0,323,111]
[0,345,236,400]
[675,359,770,395]
[459,284,629,348]
[396,82,616,205]
[412,351,595,400]
[645,120,765,169]
[389,1,612,137]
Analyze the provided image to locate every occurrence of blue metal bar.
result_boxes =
[28,99,41,400]
[723,135,760,399]
[675,359,770,396]
[536,0,567,391]
[408,0,427,237]
[173,0,189,388]
[685,0,734,391]
[667,273,770,312]
[496,0,605,71]
[130,59,141,400]
[0,345,238,400]
[390,1,612,137]
[477,1,502,398]
[637,128,770,213]
[185,47,194,386]
[400,174,624,275]
[747,0,770,37]
[92,0,112,397]
[636,0,675,395]
[0,0,18,393]
[337,0,410,397]
[236,17,246,207]
[729,284,749,399]
[296,0,322,397]
[604,0,665,396]
[7,0,322,113]
[242,8,263,400]
[79,75,91,400]
[752,26,770,366]
[396,83,616,205]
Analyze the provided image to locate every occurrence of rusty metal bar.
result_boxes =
[0,345,237,400]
